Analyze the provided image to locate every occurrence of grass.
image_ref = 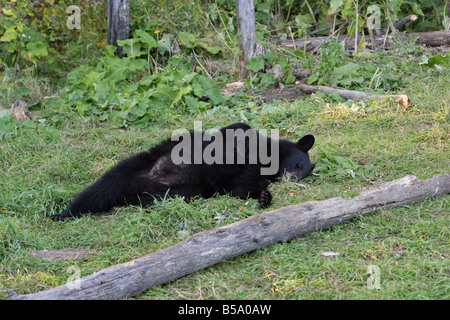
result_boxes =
[0,59,449,300]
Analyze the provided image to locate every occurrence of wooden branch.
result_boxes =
[295,83,411,106]
[393,15,418,30]
[280,31,450,52]
[9,174,449,300]
[307,22,344,36]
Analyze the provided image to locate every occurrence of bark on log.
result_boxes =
[8,174,449,300]
[295,82,411,106]
[280,31,450,52]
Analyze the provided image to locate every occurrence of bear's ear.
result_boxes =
[296,134,315,152]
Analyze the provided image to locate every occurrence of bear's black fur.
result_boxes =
[52,123,315,221]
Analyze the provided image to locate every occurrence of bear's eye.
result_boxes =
[295,163,302,170]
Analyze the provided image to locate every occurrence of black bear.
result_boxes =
[52,123,315,221]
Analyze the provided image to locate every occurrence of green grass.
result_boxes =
[0,64,449,300]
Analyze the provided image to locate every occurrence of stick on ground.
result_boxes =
[8,174,449,300]
[295,83,411,106]
[393,15,418,30]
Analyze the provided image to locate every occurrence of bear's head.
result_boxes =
[279,134,315,181]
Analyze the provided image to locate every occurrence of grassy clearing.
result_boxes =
[0,65,449,300]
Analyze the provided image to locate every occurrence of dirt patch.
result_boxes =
[249,85,309,104]
[222,81,308,104]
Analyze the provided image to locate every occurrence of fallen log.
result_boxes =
[220,81,409,105]
[8,174,449,300]
[280,30,450,52]
[295,82,411,106]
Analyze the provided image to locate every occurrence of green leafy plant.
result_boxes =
[333,62,365,87]
[0,1,50,68]
[420,53,450,68]
[307,38,348,86]
[42,43,230,128]
[313,147,377,181]
[243,50,299,92]
[177,31,223,55]
[0,0,107,77]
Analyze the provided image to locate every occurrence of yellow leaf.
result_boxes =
[288,191,294,197]
[0,28,18,42]
[16,23,24,33]
[2,8,13,16]
[358,35,366,51]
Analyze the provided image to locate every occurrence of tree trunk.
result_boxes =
[8,174,449,300]
[236,0,257,79]
[107,0,130,58]
[280,30,450,52]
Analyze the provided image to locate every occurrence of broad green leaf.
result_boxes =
[135,30,159,49]
[127,58,147,71]
[307,73,318,85]
[412,3,424,16]
[357,35,366,50]
[181,72,196,83]
[256,1,271,11]
[192,83,204,97]
[426,54,449,68]
[205,88,224,105]
[131,114,153,129]
[158,34,171,56]
[0,28,18,41]
[107,58,146,82]
[257,72,277,92]
[284,73,296,84]
[76,102,90,115]
[117,39,144,57]
[26,41,48,58]
[129,101,149,118]
[334,62,361,86]
[342,0,352,18]
[16,23,24,33]
[104,45,116,56]
[295,14,314,28]
[264,51,278,65]
[198,41,221,54]
[195,75,215,91]
[246,56,264,72]
[328,0,344,15]
[184,95,198,110]
[171,86,192,107]
[178,32,197,47]
[0,115,16,132]
[0,109,10,119]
